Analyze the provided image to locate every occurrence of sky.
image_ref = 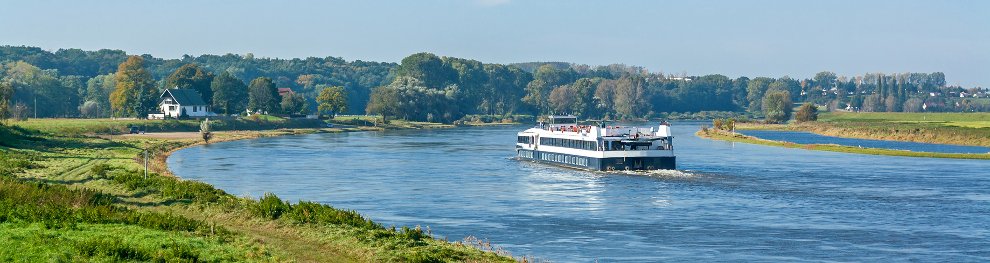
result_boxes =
[1,0,988,87]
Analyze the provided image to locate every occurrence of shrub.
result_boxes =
[252,192,290,220]
[285,200,380,230]
[795,103,819,122]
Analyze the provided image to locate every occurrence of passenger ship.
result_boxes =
[516,116,675,171]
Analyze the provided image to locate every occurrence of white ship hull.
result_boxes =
[516,117,676,171]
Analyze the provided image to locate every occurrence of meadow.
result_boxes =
[0,119,517,262]
[696,128,990,160]
[735,112,990,147]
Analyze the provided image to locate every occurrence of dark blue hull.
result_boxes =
[516,149,675,171]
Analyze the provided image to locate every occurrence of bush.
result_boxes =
[252,192,290,220]
[285,200,380,230]
[795,103,819,122]
[105,168,227,203]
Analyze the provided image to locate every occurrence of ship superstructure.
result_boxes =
[516,116,675,170]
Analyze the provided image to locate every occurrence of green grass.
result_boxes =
[0,223,270,262]
[697,129,990,160]
[8,117,326,136]
[0,123,516,262]
[820,112,990,123]
[735,112,990,147]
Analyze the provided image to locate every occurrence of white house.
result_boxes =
[148,88,215,119]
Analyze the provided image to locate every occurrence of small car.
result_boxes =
[129,126,140,134]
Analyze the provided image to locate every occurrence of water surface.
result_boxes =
[169,123,990,262]
[738,130,990,154]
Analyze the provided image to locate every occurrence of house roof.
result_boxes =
[161,88,207,106]
[278,88,294,95]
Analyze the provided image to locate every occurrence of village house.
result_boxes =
[148,88,215,119]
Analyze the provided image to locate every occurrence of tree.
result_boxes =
[78,100,100,118]
[210,71,247,115]
[396,52,457,89]
[762,90,792,123]
[794,103,818,122]
[548,85,575,115]
[366,86,400,122]
[165,63,215,104]
[85,74,115,117]
[110,56,157,118]
[280,92,307,115]
[247,77,278,114]
[746,77,773,112]
[316,86,347,117]
[0,81,11,124]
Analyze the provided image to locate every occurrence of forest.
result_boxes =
[1,45,987,124]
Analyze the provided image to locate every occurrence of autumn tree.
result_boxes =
[210,71,247,115]
[165,63,215,104]
[316,85,347,117]
[247,77,278,114]
[110,56,157,118]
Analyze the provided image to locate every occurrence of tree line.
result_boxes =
[1,45,985,124]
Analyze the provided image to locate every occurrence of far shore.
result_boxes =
[696,128,990,160]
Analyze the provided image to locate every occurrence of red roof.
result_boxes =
[278,88,294,96]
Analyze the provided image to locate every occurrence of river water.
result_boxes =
[169,122,990,262]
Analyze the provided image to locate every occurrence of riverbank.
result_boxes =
[0,119,516,262]
[696,128,990,160]
[734,112,990,147]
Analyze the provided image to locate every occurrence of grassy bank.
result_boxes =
[734,112,990,147]
[0,119,517,262]
[696,128,990,160]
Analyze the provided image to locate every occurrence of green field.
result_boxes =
[9,117,326,135]
[731,112,990,149]
[697,129,990,160]
[0,121,514,262]
[820,112,990,128]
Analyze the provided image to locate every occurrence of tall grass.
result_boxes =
[0,175,223,236]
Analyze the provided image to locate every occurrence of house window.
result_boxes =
[168,106,176,111]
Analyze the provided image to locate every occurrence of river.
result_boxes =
[169,122,990,262]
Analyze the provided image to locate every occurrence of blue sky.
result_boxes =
[2,0,988,87]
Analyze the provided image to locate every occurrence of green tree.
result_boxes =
[210,71,247,115]
[110,56,157,118]
[396,52,457,89]
[316,86,347,117]
[794,103,818,122]
[247,77,278,114]
[366,86,400,122]
[280,92,308,115]
[165,63,215,104]
[85,74,115,117]
[0,81,12,124]
[746,77,773,112]
[762,90,792,124]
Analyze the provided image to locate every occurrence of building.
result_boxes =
[148,88,215,119]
